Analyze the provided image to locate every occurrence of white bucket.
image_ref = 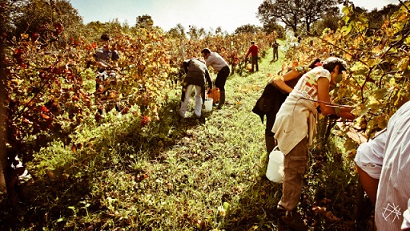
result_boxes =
[204,98,213,112]
[266,147,284,183]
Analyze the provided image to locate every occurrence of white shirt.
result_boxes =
[372,101,410,230]
[292,66,331,105]
[205,52,229,72]
[354,131,387,179]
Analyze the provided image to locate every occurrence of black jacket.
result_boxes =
[181,58,212,102]
[252,78,300,123]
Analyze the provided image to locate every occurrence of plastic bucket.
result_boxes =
[266,147,284,183]
[204,98,213,112]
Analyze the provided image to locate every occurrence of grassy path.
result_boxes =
[138,49,288,230]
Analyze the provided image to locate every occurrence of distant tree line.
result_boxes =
[1,0,405,41]
[257,0,406,38]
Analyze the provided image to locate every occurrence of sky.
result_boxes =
[68,0,400,34]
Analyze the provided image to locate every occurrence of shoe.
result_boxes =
[277,205,307,231]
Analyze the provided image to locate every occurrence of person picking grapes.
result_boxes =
[272,57,356,230]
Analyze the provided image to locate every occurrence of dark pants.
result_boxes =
[251,56,258,72]
[273,49,279,61]
[215,66,230,91]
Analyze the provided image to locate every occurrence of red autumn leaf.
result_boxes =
[41,113,51,120]
[55,22,63,34]
[140,115,151,127]
[22,118,32,124]
[71,145,77,153]
[41,106,49,113]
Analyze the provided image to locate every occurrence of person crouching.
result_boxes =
[179,58,212,118]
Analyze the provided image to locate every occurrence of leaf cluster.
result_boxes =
[281,1,410,158]
[2,3,276,201]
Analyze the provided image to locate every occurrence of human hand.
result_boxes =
[339,106,356,120]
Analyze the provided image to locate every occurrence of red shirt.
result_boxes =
[246,44,258,57]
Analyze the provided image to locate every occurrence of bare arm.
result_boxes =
[317,77,356,120]
[356,165,379,204]
[272,69,302,93]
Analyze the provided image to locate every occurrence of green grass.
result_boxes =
[0,49,372,231]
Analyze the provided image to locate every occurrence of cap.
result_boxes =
[322,57,348,71]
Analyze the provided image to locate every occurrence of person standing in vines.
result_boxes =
[272,57,356,230]
[93,33,120,114]
[179,58,212,118]
[245,41,259,72]
[252,58,322,155]
[272,39,279,61]
[201,48,230,109]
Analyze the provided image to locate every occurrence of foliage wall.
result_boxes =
[2,4,274,194]
[278,2,410,153]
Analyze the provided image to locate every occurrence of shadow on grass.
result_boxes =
[218,147,374,231]
[0,99,375,230]
[0,98,218,230]
[221,178,286,230]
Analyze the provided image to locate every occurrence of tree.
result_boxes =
[260,19,284,37]
[187,25,207,39]
[234,24,262,34]
[310,13,341,36]
[303,0,340,32]
[0,0,83,202]
[167,23,187,39]
[136,14,154,29]
[257,0,298,33]
[257,0,340,34]
[367,4,401,34]
[9,0,82,40]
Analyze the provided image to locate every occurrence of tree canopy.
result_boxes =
[136,14,154,28]
[257,0,340,34]
[5,0,82,39]
[234,24,262,34]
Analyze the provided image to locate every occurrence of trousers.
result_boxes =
[278,137,308,211]
[180,85,202,117]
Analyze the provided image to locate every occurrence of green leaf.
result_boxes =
[368,58,381,68]
[350,62,368,76]
[373,89,388,99]
[57,218,65,222]
[351,103,369,117]
[340,24,352,36]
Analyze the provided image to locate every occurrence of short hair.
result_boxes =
[251,41,255,44]
[100,34,110,41]
[201,48,211,55]
[308,58,321,69]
